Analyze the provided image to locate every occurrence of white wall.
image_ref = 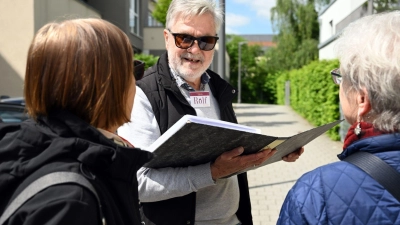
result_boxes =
[35,0,100,31]
[319,40,336,60]
[319,0,366,43]
[0,0,100,97]
[143,27,165,50]
[318,0,366,60]
[0,0,35,97]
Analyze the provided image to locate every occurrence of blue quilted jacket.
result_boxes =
[277,133,400,225]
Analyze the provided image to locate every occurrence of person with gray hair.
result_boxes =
[118,0,303,224]
[277,11,400,225]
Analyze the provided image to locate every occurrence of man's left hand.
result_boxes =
[282,147,304,162]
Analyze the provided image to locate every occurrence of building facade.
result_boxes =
[240,34,276,52]
[318,0,372,60]
[0,0,160,98]
[0,0,230,98]
[0,0,101,97]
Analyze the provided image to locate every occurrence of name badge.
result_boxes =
[189,91,211,108]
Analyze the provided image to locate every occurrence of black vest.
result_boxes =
[137,52,253,225]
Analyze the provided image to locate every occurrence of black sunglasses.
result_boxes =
[167,29,219,51]
[330,68,342,85]
[134,60,145,80]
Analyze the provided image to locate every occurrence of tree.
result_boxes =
[231,0,330,104]
[267,0,323,72]
[226,35,276,103]
[152,0,172,26]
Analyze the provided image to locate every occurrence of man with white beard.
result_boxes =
[118,0,302,224]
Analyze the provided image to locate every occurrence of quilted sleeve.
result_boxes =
[277,169,327,225]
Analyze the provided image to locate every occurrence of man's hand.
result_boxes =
[282,147,304,162]
[210,147,276,180]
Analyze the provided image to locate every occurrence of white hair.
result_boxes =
[165,0,223,34]
[335,11,400,132]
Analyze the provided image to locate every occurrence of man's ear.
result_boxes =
[357,88,371,117]
[163,29,169,49]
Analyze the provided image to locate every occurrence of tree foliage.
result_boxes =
[267,0,323,72]
[363,0,400,13]
[134,53,159,70]
[226,35,277,103]
[151,0,172,26]
[224,0,334,104]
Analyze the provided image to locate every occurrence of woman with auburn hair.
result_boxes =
[0,18,152,225]
[278,11,400,225]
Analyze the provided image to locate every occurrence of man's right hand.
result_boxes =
[210,146,276,180]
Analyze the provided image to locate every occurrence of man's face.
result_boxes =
[164,13,216,84]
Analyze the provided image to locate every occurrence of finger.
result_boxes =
[282,153,300,162]
[211,147,247,179]
[252,149,277,166]
[219,146,244,161]
[282,146,304,161]
[288,152,300,159]
[241,149,275,168]
[295,147,304,155]
[239,148,272,162]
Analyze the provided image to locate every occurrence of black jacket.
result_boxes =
[137,52,253,225]
[0,110,152,225]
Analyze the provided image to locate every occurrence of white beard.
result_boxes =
[168,51,213,83]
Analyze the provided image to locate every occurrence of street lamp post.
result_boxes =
[217,0,226,80]
[238,41,247,104]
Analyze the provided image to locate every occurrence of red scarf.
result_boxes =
[343,122,386,150]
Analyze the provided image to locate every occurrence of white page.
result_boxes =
[148,115,260,152]
[186,115,261,134]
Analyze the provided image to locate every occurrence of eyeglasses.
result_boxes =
[330,68,342,85]
[167,29,219,51]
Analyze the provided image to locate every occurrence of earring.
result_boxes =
[354,116,361,135]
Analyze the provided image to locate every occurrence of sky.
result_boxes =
[224,0,277,35]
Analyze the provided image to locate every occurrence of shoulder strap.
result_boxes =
[0,172,106,225]
[343,151,400,202]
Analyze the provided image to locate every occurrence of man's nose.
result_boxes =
[187,40,202,53]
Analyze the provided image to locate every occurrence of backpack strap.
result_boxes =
[343,151,400,202]
[0,172,106,225]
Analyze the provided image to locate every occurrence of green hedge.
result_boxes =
[276,59,341,140]
[276,71,290,105]
[134,53,159,70]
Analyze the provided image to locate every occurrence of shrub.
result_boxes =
[275,59,341,140]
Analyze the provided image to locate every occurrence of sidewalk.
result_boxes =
[233,103,343,225]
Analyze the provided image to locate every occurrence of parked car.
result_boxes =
[0,97,27,123]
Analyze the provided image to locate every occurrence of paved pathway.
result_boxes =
[233,103,343,225]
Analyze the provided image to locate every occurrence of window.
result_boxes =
[130,0,140,35]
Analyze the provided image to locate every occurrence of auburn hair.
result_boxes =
[24,18,134,129]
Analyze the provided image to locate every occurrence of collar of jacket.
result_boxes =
[42,110,153,178]
[154,52,237,110]
[337,133,400,160]
[0,110,152,184]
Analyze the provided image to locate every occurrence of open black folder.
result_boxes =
[144,115,343,171]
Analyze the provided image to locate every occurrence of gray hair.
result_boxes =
[165,0,223,34]
[335,11,400,132]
